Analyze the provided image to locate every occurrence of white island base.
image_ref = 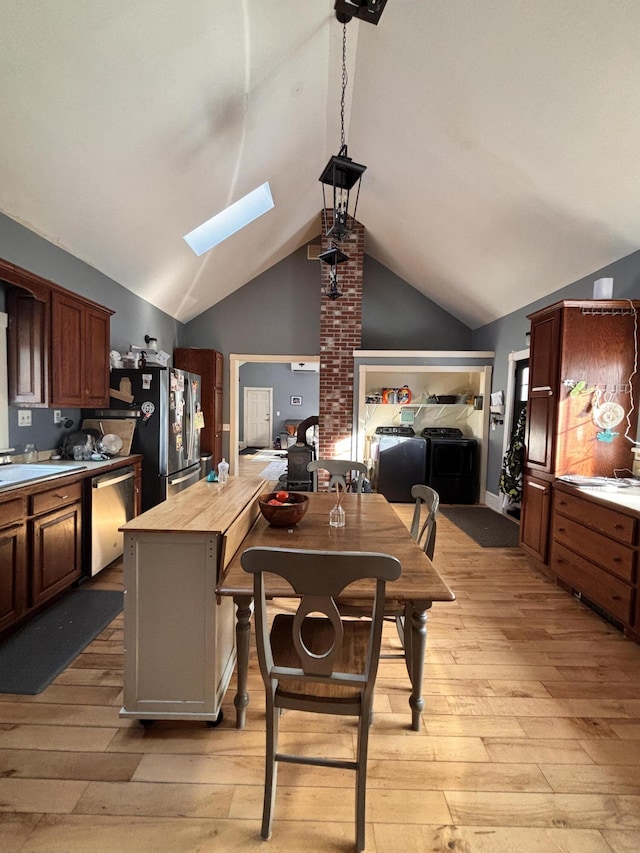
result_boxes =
[119,476,265,725]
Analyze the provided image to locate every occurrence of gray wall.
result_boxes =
[362,256,473,350]
[185,246,474,438]
[0,212,186,454]
[238,362,319,444]
[473,250,640,494]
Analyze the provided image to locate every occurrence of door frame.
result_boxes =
[243,386,273,449]
[229,354,320,475]
[500,347,530,512]
[503,348,530,458]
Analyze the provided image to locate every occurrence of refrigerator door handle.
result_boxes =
[188,383,195,461]
[168,469,199,486]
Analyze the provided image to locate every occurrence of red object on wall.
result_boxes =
[318,210,364,463]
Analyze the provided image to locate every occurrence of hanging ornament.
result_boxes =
[592,390,625,442]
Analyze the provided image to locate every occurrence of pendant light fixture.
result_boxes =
[319,21,367,242]
[318,242,349,301]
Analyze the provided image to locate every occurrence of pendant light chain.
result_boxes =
[340,23,347,150]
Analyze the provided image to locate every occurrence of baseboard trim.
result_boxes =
[484,490,502,512]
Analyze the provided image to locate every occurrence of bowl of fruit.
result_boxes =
[258,490,310,528]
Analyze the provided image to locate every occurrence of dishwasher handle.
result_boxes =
[92,471,135,489]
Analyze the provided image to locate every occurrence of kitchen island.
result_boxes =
[119,475,266,725]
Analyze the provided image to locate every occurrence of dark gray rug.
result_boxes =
[0,589,123,694]
[439,506,520,548]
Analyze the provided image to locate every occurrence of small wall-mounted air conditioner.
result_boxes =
[291,362,320,373]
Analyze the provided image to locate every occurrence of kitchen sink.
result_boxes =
[0,463,87,488]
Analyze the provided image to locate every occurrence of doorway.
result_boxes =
[229,354,320,475]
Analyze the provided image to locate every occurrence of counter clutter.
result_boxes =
[0,456,138,493]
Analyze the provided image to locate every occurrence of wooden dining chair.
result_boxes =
[307,459,368,493]
[241,545,401,853]
[410,484,439,559]
[393,484,440,654]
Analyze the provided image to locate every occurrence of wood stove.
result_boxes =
[282,416,318,491]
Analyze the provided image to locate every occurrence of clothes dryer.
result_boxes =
[375,426,427,503]
[422,427,478,504]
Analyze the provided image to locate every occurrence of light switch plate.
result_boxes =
[18,410,32,426]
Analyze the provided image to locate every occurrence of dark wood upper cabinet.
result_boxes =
[3,259,113,408]
[6,287,49,407]
[526,300,640,479]
[174,347,224,468]
[521,299,640,564]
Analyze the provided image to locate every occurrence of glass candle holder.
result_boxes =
[24,443,38,464]
[329,504,345,528]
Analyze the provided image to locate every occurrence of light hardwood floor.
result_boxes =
[1,454,639,851]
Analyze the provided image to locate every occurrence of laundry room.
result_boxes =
[353,358,493,504]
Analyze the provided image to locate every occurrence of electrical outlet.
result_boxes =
[54,410,62,424]
[18,410,32,427]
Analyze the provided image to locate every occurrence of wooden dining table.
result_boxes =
[216,491,456,731]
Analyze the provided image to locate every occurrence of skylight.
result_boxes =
[183,182,274,256]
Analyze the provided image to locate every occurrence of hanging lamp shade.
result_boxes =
[319,242,349,301]
[318,243,349,266]
[319,144,367,240]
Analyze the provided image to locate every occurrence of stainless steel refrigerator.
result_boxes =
[90,366,202,512]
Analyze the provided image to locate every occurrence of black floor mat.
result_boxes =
[439,506,520,547]
[0,589,123,694]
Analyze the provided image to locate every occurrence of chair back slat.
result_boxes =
[242,547,400,683]
[307,459,368,493]
[410,484,439,559]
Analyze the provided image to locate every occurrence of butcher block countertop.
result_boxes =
[120,475,267,535]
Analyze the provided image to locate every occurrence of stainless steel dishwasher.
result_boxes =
[91,466,135,575]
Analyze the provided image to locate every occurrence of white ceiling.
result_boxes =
[1,1,639,329]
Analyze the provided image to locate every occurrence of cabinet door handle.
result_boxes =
[614,523,624,530]
[532,386,553,395]
[557,527,565,533]
[557,500,567,506]
[613,557,622,563]
[54,493,68,500]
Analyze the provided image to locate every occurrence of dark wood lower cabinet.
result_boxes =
[0,522,28,633]
[30,502,82,607]
[520,473,552,562]
[0,457,142,637]
[550,482,639,640]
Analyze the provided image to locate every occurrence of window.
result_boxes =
[183,182,274,256]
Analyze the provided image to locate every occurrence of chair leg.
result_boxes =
[262,691,279,840]
[394,615,405,648]
[403,604,413,680]
[355,703,371,852]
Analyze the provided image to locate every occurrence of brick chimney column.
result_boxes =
[318,210,364,460]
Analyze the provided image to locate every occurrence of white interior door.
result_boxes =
[244,387,272,447]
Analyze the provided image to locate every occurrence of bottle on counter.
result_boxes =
[217,458,229,484]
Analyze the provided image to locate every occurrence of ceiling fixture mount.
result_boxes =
[334,0,388,26]
[319,21,366,242]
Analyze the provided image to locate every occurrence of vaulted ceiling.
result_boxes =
[2,2,639,329]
